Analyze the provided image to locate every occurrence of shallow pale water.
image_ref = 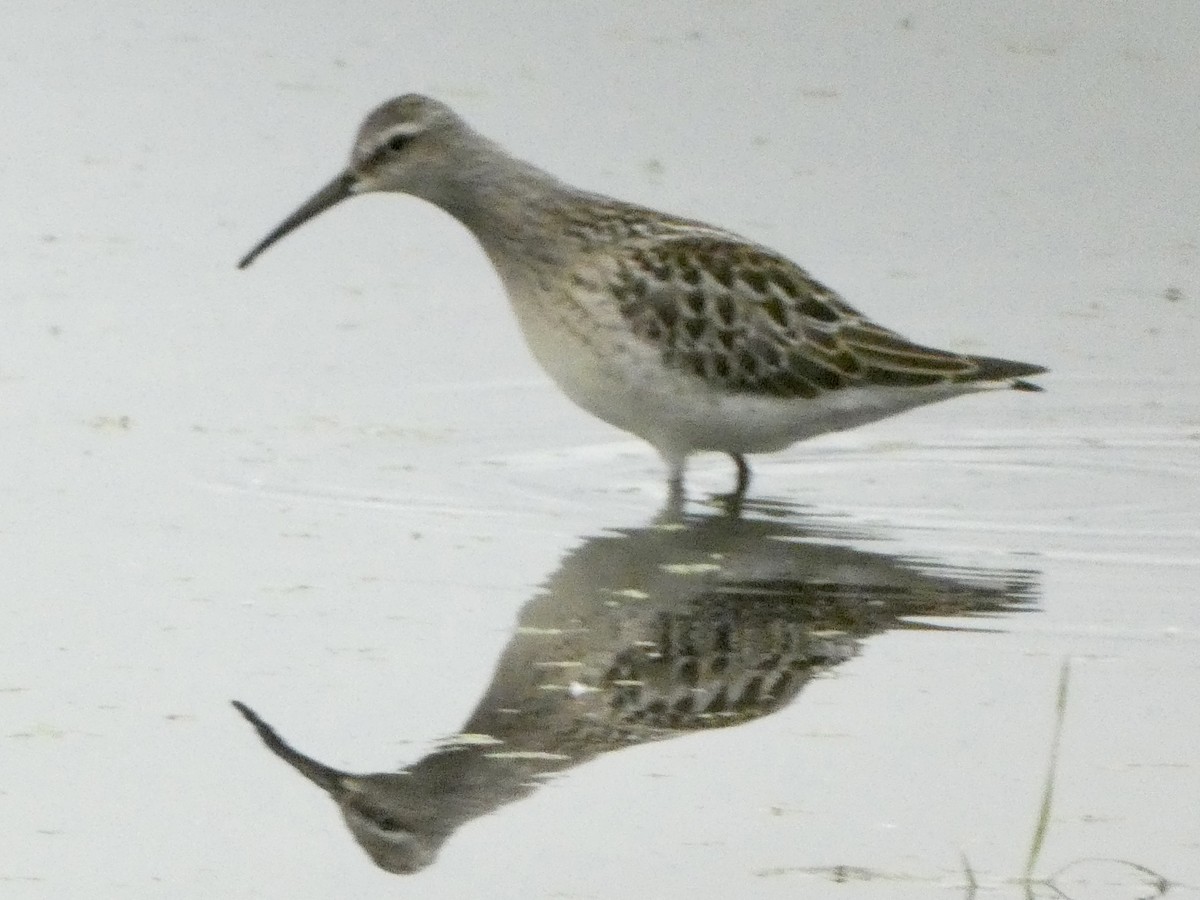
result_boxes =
[1,4,1197,899]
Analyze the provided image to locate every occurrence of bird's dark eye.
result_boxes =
[386,133,411,152]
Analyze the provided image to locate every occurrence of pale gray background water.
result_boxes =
[2,3,1197,898]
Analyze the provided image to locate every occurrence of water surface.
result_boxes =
[1,4,1197,899]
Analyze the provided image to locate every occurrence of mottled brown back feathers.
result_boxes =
[602,234,1045,398]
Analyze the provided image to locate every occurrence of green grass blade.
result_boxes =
[1024,658,1072,882]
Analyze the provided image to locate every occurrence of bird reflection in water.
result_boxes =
[234,498,1038,874]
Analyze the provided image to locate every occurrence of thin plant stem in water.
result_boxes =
[1024,657,1071,885]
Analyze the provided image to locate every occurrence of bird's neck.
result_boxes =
[433,138,582,275]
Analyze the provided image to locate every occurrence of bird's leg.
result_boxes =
[663,451,687,512]
[730,453,752,495]
[705,452,750,517]
[661,483,685,523]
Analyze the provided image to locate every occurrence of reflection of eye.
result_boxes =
[351,798,410,833]
[375,812,407,832]
[387,134,410,152]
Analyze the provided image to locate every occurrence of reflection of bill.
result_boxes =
[234,500,1038,874]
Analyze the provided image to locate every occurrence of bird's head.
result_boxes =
[238,94,477,269]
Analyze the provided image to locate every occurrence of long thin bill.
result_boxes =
[237,170,357,269]
[232,700,349,795]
